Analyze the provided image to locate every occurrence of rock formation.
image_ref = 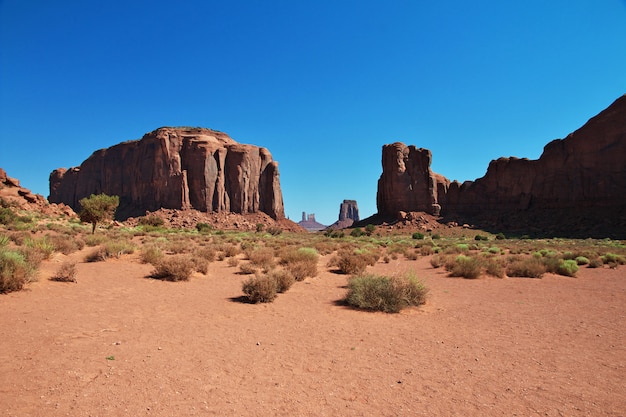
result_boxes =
[328,200,360,229]
[298,212,327,231]
[1,168,75,217]
[376,94,626,237]
[49,127,285,220]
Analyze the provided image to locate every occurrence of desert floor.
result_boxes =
[1,250,625,417]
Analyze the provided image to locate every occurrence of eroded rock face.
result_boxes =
[49,127,285,220]
[376,95,626,237]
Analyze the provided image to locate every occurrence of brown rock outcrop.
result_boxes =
[49,127,285,220]
[376,94,626,237]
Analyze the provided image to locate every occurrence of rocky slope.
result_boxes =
[1,168,74,217]
[376,95,626,237]
[49,127,285,220]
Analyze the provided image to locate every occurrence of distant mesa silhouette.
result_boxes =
[298,212,327,231]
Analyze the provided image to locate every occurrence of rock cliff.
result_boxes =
[49,127,285,220]
[376,95,626,237]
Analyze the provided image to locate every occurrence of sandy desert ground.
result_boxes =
[1,250,625,417]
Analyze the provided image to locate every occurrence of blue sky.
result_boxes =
[1,1,625,225]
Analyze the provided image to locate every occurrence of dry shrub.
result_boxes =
[506,256,546,278]
[269,269,295,293]
[50,261,78,282]
[329,249,378,275]
[151,256,194,281]
[166,240,192,254]
[191,256,209,275]
[419,245,434,256]
[47,234,84,255]
[484,257,506,278]
[223,244,241,258]
[0,249,37,293]
[227,257,239,267]
[239,262,258,275]
[430,254,452,269]
[446,255,482,279]
[85,240,135,262]
[246,246,276,270]
[140,244,163,264]
[242,274,278,303]
[280,247,319,281]
[345,272,428,313]
[194,246,216,262]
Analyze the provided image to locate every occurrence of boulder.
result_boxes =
[49,127,285,220]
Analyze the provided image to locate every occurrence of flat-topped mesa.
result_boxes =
[49,127,285,220]
[376,94,626,237]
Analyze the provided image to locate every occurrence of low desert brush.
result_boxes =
[556,259,578,277]
[150,255,194,281]
[242,274,278,303]
[50,261,78,283]
[0,249,37,293]
[140,244,164,264]
[280,247,319,281]
[446,255,482,279]
[268,269,295,293]
[344,272,428,313]
[506,256,546,278]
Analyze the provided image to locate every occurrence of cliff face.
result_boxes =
[49,127,285,220]
[376,95,626,237]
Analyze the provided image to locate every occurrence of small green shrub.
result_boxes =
[344,272,428,313]
[330,249,377,275]
[280,247,319,281]
[601,253,625,265]
[267,227,282,236]
[574,256,589,266]
[256,223,265,233]
[0,249,36,293]
[242,274,278,303]
[365,224,376,236]
[556,259,579,277]
[474,234,488,241]
[495,232,506,240]
[196,222,212,233]
[412,232,425,240]
[350,227,364,238]
[151,256,194,281]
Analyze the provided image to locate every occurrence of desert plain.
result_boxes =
[1,225,625,417]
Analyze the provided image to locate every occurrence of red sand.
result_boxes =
[1,253,625,416]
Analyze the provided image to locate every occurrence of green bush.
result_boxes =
[196,222,212,233]
[344,272,428,313]
[242,274,278,303]
[350,228,364,238]
[138,215,165,227]
[141,244,164,264]
[280,247,319,281]
[601,253,625,265]
[574,256,589,266]
[0,249,36,293]
[412,232,425,240]
[495,232,506,240]
[474,234,488,241]
[365,224,376,236]
[556,259,579,277]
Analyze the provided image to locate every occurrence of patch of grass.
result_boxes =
[344,272,428,313]
[242,274,278,303]
[50,261,78,282]
[150,256,194,281]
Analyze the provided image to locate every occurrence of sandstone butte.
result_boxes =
[376,94,626,238]
[49,127,285,220]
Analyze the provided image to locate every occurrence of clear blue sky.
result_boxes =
[1,1,625,225]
